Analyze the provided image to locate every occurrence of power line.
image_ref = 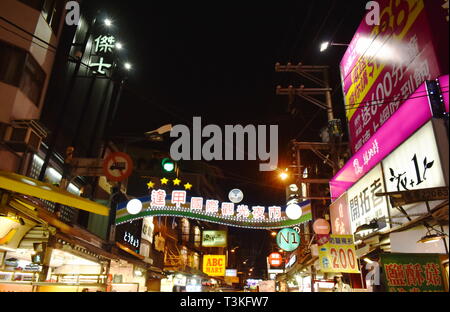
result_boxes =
[0,24,56,53]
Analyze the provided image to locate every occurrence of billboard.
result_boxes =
[202,230,227,247]
[330,80,432,199]
[340,0,449,153]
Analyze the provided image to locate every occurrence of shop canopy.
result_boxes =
[0,171,109,216]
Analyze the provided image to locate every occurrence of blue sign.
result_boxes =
[276,228,300,252]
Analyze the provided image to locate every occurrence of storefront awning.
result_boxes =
[0,171,109,216]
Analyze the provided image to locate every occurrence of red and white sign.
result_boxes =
[313,219,331,235]
[103,152,134,182]
[268,252,283,267]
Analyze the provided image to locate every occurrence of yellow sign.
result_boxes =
[318,235,360,274]
[203,255,226,277]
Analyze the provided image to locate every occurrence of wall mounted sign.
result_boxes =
[318,235,360,274]
[203,255,226,277]
[202,230,227,247]
[381,120,447,221]
[330,81,433,199]
[276,228,300,252]
[340,0,448,153]
[116,191,312,230]
[346,164,390,237]
[380,253,446,292]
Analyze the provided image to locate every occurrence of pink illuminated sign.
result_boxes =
[330,82,433,200]
[438,74,449,113]
[340,0,449,154]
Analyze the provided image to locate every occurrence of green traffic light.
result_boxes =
[162,158,175,172]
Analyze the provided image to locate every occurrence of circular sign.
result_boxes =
[276,228,300,252]
[268,252,283,267]
[285,204,302,220]
[126,199,143,215]
[103,152,134,182]
[228,189,244,204]
[313,218,331,235]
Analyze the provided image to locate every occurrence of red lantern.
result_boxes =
[313,218,331,235]
[268,252,283,267]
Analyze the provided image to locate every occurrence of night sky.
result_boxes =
[90,0,367,277]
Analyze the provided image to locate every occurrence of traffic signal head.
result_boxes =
[161,158,175,172]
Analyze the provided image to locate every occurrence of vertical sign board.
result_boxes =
[340,0,449,154]
[380,253,446,292]
[115,219,143,255]
[318,235,360,274]
[346,164,390,237]
[382,120,447,224]
[203,255,226,277]
[329,193,352,235]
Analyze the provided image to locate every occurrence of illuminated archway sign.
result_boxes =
[115,189,312,229]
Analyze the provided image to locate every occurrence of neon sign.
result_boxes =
[116,190,312,229]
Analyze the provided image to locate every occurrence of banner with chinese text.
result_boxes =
[381,253,446,292]
[318,235,360,274]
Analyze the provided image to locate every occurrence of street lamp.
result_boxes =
[320,41,349,52]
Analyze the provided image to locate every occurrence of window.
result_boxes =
[193,253,200,270]
[18,0,64,35]
[180,218,190,243]
[41,0,64,35]
[194,226,201,247]
[0,41,26,86]
[0,40,46,106]
[180,247,188,266]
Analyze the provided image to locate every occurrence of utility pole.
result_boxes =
[276,62,348,292]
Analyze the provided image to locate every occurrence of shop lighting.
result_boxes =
[417,223,448,244]
[115,42,123,50]
[134,270,143,277]
[417,233,446,244]
[363,258,373,264]
[104,18,112,27]
[124,62,132,71]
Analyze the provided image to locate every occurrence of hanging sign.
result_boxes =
[202,230,227,247]
[103,152,134,182]
[380,253,446,292]
[203,255,226,277]
[268,252,283,267]
[276,228,300,252]
[318,235,360,274]
[115,191,311,229]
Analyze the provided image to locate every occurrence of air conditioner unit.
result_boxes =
[3,125,42,152]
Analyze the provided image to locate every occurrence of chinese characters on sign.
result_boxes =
[147,190,284,221]
[340,0,447,153]
[347,164,389,236]
[381,253,445,292]
[90,35,116,75]
[382,120,446,220]
[318,235,360,274]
